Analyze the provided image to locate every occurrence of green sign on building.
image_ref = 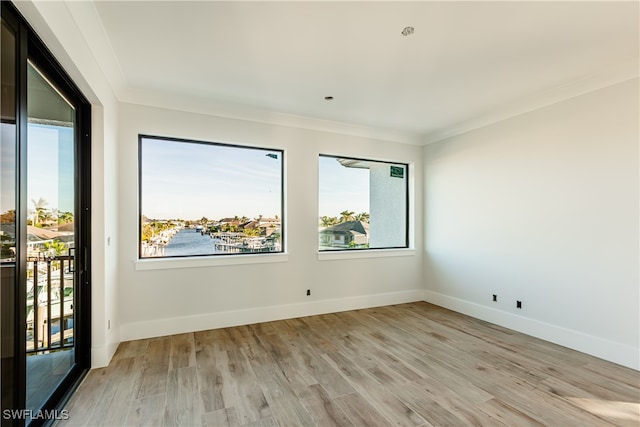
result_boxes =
[390,166,404,178]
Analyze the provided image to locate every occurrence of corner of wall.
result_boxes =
[423,290,639,370]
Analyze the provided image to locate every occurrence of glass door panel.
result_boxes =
[25,62,76,417]
[1,16,19,414]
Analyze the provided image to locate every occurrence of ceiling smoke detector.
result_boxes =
[401,26,415,37]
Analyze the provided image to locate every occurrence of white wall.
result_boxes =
[118,103,423,341]
[423,78,639,369]
[14,1,121,367]
[15,0,637,371]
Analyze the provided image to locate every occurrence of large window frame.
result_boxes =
[318,154,409,253]
[138,135,285,260]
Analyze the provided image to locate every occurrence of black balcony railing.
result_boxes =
[26,254,74,354]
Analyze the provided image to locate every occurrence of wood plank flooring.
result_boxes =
[58,302,639,426]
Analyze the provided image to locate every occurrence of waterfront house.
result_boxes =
[320,220,369,248]
[239,220,260,232]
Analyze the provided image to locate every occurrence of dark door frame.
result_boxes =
[1,3,91,425]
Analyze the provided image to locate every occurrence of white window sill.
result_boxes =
[134,253,289,271]
[318,248,415,261]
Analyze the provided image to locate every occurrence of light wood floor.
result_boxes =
[59,302,639,426]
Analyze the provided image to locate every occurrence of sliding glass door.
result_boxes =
[24,60,78,419]
[1,3,91,426]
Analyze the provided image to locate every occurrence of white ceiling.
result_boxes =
[70,1,638,144]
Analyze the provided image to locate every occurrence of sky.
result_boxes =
[1,124,17,216]
[141,137,283,220]
[27,124,75,215]
[141,137,370,221]
[318,156,369,218]
[1,123,75,220]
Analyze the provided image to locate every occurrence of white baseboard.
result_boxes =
[91,340,122,368]
[90,345,109,368]
[120,289,424,343]
[423,290,639,371]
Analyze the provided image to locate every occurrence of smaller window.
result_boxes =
[318,155,409,251]
[139,135,284,258]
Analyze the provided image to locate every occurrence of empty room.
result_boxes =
[1,1,638,426]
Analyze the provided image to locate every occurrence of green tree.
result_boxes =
[141,223,153,242]
[222,224,238,233]
[41,211,53,225]
[44,239,66,256]
[153,221,169,232]
[243,228,261,237]
[320,216,338,227]
[355,212,370,223]
[31,197,48,226]
[58,211,74,224]
[339,210,355,223]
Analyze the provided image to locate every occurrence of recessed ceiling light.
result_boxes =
[324,96,334,100]
[401,26,414,37]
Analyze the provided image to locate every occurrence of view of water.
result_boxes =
[163,228,221,257]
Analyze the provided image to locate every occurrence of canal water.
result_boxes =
[163,228,221,257]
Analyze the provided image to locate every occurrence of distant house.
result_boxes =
[218,218,238,224]
[239,219,281,237]
[258,217,280,237]
[1,223,71,256]
[239,220,260,231]
[258,217,279,225]
[320,220,369,248]
[217,218,241,230]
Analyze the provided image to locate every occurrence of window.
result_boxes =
[139,135,283,258]
[318,155,408,251]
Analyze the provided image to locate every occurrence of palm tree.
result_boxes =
[355,212,370,223]
[339,210,355,223]
[58,212,73,224]
[31,197,48,226]
[320,216,338,227]
[41,211,54,226]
